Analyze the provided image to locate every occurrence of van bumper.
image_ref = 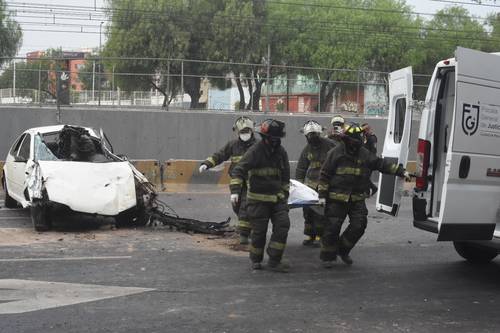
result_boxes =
[413,219,438,234]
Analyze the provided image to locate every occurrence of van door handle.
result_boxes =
[459,156,471,179]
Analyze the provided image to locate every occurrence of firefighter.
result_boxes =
[328,114,345,142]
[296,120,336,247]
[199,116,257,245]
[317,123,410,267]
[230,119,291,272]
[361,122,379,197]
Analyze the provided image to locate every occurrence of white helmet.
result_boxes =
[302,120,323,136]
[330,115,345,126]
[233,116,254,133]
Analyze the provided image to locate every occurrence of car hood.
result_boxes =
[37,161,137,216]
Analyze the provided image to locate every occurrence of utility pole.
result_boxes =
[92,61,95,102]
[265,43,271,113]
[181,60,184,110]
[38,62,42,106]
[12,61,16,103]
[98,21,103,106]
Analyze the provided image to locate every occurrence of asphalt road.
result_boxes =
[1,193,500,333]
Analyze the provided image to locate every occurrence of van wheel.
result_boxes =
[31,201,51,232]
[3,179,18,208]
[453,241,498,264]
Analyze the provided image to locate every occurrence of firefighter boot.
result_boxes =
[340,254,353,265]
[266,260,290,273]
[302,236,315,247]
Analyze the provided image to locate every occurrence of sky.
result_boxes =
[6,0,500,57]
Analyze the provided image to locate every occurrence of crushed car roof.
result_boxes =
[24,125,96,135]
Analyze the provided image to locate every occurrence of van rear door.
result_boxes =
[438,47,500,241]
[376,67,413,216]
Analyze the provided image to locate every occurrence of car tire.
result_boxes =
[31,200,51,232]
[453,241,498,264]
[3,178,18,209]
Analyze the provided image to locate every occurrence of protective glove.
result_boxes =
[403,171,412,182]
[318,198,326,206]
[199,164,208,173]
[230,194,239,205]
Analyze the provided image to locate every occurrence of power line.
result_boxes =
[430,0,500,8]
[5,0,496,22]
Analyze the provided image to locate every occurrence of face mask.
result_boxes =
[306,134,321,146]
[239,133,252,142]
[333,125,343,134]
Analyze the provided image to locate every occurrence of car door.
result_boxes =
[437,47,500,241]
[4,134,26,198]
[8,133,32,203]
[376,67,413,216]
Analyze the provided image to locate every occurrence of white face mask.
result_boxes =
[239,133,252,142]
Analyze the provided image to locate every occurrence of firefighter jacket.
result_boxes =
[296,137,336,190]
[230,141,290,204]
[318,142,404,202]
[203,136,257,174]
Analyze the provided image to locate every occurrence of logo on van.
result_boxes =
[462,103,480,136]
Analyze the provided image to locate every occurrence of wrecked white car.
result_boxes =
[2,125,151,231]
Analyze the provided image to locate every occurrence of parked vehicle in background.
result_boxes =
[377,47,500,264]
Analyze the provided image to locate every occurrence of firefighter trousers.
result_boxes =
[237,188,251,238]
[303,206,326,239]
[246,201,290,264]
[320,199,368,262]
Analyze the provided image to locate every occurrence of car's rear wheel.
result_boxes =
[31,200,51,232]
[453,241,498,264]
[3,178,18,208]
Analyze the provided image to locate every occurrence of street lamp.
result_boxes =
[98,21,104,106]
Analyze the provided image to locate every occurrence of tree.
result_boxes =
[104,0,226,108]
[417,6,489,75]
[0,0,22,67]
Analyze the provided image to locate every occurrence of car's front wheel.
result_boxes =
[2,177,18,209]
[453,241,498,264]
[30,200,51,232]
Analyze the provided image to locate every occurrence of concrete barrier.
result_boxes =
[129,159,162,190]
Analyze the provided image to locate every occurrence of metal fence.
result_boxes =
[0,56,431,115]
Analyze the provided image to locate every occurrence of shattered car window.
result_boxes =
[34,134,59,161]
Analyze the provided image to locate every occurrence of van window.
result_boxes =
[394,98,406,144]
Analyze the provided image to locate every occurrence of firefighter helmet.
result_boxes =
[257,119,286,138]
[233,116,254,132]
[301,120,323,136]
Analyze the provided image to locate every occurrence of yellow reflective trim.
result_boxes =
[247,191,278,203]
[309,161,323,168]
[238,220,251,229]
[230,178,244,186]
[329,192,350,202]
[318,184,329,191]
[390,164,399,173]
[336,167,363,176]
[281,183,290,191]
[249,245,264,255]
[206,157,217,166]
[249,167,281,177]
[269,241,286,251]
[321,245,336,252]
[351,193,367,201]
[231,155,243,163]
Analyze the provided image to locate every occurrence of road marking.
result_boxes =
[0,256,132,262]
[0,216,29,220]
[0,279,154,314]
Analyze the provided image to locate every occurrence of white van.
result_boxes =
[376,47,500,263]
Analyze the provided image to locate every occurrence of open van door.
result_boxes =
[437,47,500,241]
[376,67,413,216]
